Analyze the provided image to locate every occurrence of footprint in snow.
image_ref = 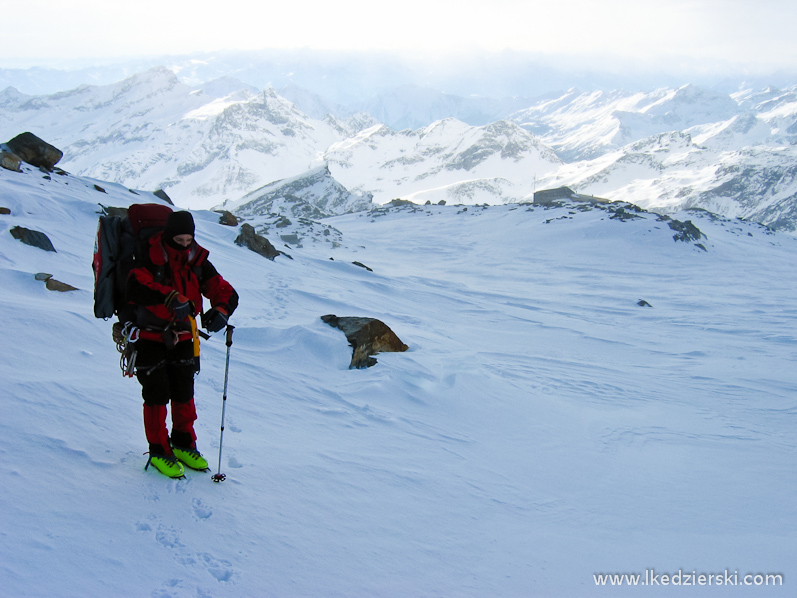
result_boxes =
[192,498,212,520]
[137,516,237,584]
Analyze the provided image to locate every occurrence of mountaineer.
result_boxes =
[126,210,238,478]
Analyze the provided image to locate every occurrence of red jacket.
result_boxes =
[126,232,238,342]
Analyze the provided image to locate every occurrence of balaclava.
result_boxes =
[163,211,195,250]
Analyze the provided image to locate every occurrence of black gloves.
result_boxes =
[202,307,229,333]
[165,291,192,321]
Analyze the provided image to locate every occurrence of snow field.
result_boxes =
[0,166,795,596]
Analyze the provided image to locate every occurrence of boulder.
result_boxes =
[153,189,174,205]
[0,207,11,215]
[234,223,287,260]
[36,273,78,292]
[5,132,63,171]
[10,226,56,252]
[216,210,238,226]
[0,149,22,172]
[321,314,408,369]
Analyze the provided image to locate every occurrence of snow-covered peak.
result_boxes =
[324,117,561,205]
[228,164,374,218]
[192,76,259,100]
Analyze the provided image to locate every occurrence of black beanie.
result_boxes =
[164,211,195,240]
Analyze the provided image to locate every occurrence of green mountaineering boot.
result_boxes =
[172,446,209,471]
[146,454,186,478]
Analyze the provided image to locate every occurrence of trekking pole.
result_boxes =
[212,324,235,483]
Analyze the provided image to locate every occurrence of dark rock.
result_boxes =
[93,184,107,193]
[234,223,288,260]
[10,226,56,252]
[216,210,238,226]
[667,219,705,243]
[352,261,373,272]
[153,189,174,205]
[0,207,11,215]
[608,205,643,221]
[6,132,63,171]
[637,299,653,308]
[321,314,408,369]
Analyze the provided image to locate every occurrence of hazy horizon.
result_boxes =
[3,0,796,77]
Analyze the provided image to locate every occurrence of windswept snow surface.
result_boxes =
[1,166,795,597]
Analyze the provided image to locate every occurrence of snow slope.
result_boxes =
[0,164,795,597]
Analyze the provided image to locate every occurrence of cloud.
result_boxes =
[2,0,795,73]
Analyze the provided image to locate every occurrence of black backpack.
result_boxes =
[92,203,173,321]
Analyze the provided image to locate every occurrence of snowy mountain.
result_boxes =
[3,69,797,230]
[230,164,374,219]
[349,84,533,131]
[323,118,562,205]
[510,85,742,162]
[0,70,563,208]
[2,157,796,597]
[0,68,344,210]
[512,85,797,229]
[7,48,754,102]
[223,164,374,250]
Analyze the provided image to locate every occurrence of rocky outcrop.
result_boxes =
[234,223,288,260]
[6,132,63,171]
[321,314,408,369]
[153,189,174,205]
[10,226,56,252]
[657,215,706,244]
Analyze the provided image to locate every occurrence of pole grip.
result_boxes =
[225,324,235,347]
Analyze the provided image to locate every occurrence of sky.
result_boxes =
[2,0,796,74]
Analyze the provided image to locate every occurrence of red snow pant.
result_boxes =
[135,339,198,456]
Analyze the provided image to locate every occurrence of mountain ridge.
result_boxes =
[2,68,797,229]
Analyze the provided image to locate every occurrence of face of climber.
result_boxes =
[163,211,196,250]
[172,234,193,248]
